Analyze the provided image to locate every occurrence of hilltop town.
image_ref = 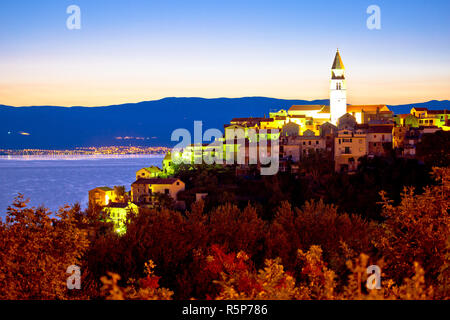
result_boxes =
[89,50,449,234]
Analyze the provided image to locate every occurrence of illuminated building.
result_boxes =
[136,166,162,179]
[222,50,394,138]
[163,152,176,176]
[131,178,185,205]
[334,128,368,173]
[411,108,450,129]
[88,187,116,207]
[366,125,394,156]
[103,203,139,235]
[169,50,449,174]
[346,105,393,124]
[330,50,347,124]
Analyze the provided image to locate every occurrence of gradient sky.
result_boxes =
[0,0,449,107]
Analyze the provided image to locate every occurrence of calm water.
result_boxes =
[0,155,164,218]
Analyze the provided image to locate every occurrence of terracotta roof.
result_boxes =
[95,187,113,192]
[289,105,325,112]
[320,122,337,128]
[427,110,448,114]
[231,117,266,122]
[141,166,161,173]
[368,126,394,134]
[347,105,389,113]
[397,114,414,119]
[132,178,180,185]
[163,153,171,161]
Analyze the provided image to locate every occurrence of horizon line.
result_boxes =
[1,96,449,109]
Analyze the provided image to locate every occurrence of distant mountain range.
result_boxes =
[0,97,449,149]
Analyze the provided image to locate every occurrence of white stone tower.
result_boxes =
[330,49,347,125]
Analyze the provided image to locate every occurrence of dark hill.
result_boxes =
[0,97,448,149]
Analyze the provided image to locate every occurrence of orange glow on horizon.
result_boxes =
[1,53,448,107]
[1,80,449,108]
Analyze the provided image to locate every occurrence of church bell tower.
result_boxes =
[330,49,347,125]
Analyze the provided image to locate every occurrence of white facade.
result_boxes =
[330,50,347,125]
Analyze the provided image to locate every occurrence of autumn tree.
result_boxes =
[266,200,375,279]
[0,195,90,299]
[208,203,265,258]
[204,245,306,300]
[101,260,173,300]
[375,167,450,297]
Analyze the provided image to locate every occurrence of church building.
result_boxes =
[287,49,392,127]
[330,49,347,124]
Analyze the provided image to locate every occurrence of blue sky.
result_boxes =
[0,0,449,106]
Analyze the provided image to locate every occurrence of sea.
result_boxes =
[0,155,164,219]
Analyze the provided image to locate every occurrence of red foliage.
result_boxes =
[141,275,161,290]
[205,245,262,294]
[205,245,248,276]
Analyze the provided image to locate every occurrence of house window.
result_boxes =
[316,141,319,145]
[176,182,180,185]
[308,141,311,145]
[165,189,169,195]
